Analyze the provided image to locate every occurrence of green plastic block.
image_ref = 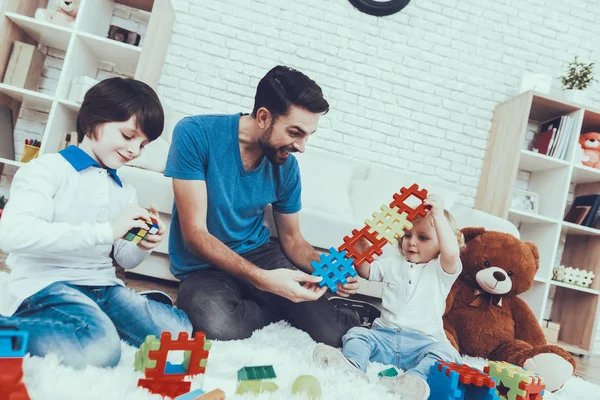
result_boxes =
[378,367,398,378]
[237,365,276,381]
[291,375,321,399]
[134,335,161,372]
[236,380,279,395]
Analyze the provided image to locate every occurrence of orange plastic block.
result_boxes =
[138,378,191,398]
[0,358,30,400]
[436,361,496,388]
[338,225,388,266]
[145,332,210,380]
[389,184,429,222]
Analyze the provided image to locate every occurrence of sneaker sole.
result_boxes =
[313,344,369,383]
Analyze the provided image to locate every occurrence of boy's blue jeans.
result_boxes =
[0,282,192,369]
[342,326,461,381]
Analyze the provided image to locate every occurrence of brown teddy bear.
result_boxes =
[443,228,576,392]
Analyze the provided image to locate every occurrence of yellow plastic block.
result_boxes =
[365,205,412,244]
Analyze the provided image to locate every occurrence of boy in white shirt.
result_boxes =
[314,194,463,400]
[0,78,191,369]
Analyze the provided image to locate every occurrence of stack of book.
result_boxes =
[533,115,576,160]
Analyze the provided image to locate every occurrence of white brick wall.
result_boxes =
[159,0,600,208]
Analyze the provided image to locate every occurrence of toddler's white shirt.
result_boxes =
[369,253,462,341]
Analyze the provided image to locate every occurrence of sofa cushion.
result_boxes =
[295,152,354,218]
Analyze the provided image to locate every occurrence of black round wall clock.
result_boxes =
[348,0,411,16]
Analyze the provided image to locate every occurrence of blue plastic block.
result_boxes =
[311,248,357,293]
[165,360,187,375]
[427,362,465,400]
[0,330,29,358]
[175,388,206,400]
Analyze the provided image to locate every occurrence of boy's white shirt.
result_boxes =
[0,152,151,317]
[369,252,462,342]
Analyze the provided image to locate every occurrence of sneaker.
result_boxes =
[312,344,369,383]
[380,373,430,400]
[328,296,381,328]
[139,290,174,306]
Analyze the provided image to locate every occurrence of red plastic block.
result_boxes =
[389,184,429,222]
[338,225,388,266]
[0,358,30,400]
[518,378,545,400]
[436,361,496,388]
[145,332,210,380]
[138,378,191,398]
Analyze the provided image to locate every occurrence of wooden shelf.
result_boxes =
[550,279,600,295]
[5,12,72,51]
[562,221,600,237]
[0,158,23,168]
[77,32,142,70]
[58,99,81,112]
[571,165,600,184]
[0,83,54,112]
[519,149,569,172]
[509,208,558,224]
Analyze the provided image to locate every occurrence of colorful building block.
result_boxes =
[0,329,30,400]
[484,361,545,400]
[138,378,191,399]
[291,375,321,400]
[0,330,29,358]
[338,225,388,267]
[428,361,499,400]
[174,388,205,400]
[134,335,161,372]
[236,380,279,395]
[144,332,211,380]
[310,248,358,293]
[237,365,276,381]
[175,389,225,400]
[365,205,412,245]
[125,215,159,243]
[389,184,429,222]
[378,367,399,378]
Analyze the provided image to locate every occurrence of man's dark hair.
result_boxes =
[251,66,329,119]
[76,77,164,143]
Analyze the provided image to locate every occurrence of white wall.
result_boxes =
[159,0,600,207]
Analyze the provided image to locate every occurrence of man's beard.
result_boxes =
[258,125,291,166]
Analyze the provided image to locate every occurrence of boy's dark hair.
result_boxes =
[76,77,164,143]
[251,66,329,119]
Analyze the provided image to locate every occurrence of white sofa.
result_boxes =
[120,146,519,299]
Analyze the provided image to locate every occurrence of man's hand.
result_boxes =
[110,204,151,241]
[259,268,327,302]
[335,275,360,298]
[137,205,167,250]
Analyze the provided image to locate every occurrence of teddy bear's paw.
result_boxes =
[523,353,574,392]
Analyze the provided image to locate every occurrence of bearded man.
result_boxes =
[164,66,371,346]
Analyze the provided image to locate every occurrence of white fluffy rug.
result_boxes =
[12,321,600,400]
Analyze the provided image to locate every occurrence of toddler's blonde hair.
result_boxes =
[396,209,464,253]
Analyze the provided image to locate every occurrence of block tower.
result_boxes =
[311,184,429,292]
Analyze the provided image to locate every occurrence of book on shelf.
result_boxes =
[533,115,575,160]
[564,194,600,227]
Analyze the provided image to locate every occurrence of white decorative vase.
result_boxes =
[519,72,552,94]
[562,89,586,104]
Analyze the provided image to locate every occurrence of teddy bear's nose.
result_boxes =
[493,271,506,281]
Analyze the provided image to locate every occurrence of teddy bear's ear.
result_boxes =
[461,227,486,243]
[525,241,540,270]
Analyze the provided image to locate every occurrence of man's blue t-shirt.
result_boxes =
[164,114,302,279]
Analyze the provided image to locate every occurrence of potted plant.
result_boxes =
[560,57,595,103]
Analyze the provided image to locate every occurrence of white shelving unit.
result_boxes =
[476,91,600,356]
[0,0,174,176]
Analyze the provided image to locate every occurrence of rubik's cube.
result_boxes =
[125,215,159,243]
[312,184,430,292]
[135,331,211,398]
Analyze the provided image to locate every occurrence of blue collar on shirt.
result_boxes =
[59,145,123,187]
